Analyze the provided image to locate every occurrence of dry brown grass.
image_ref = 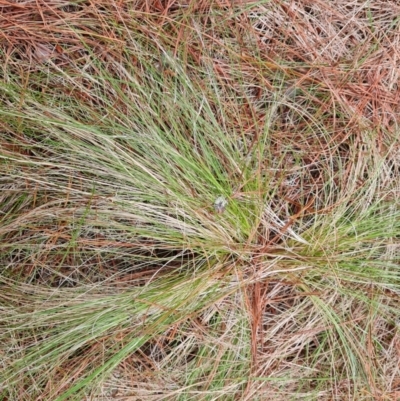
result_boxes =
[1,0,399,400]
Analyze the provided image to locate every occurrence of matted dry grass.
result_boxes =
[1,1,399,400]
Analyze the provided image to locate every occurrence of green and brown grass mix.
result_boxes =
[0,0,399,400]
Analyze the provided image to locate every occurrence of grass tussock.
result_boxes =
[0,0,399,400]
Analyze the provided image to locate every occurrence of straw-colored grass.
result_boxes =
[1,1,399,400]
